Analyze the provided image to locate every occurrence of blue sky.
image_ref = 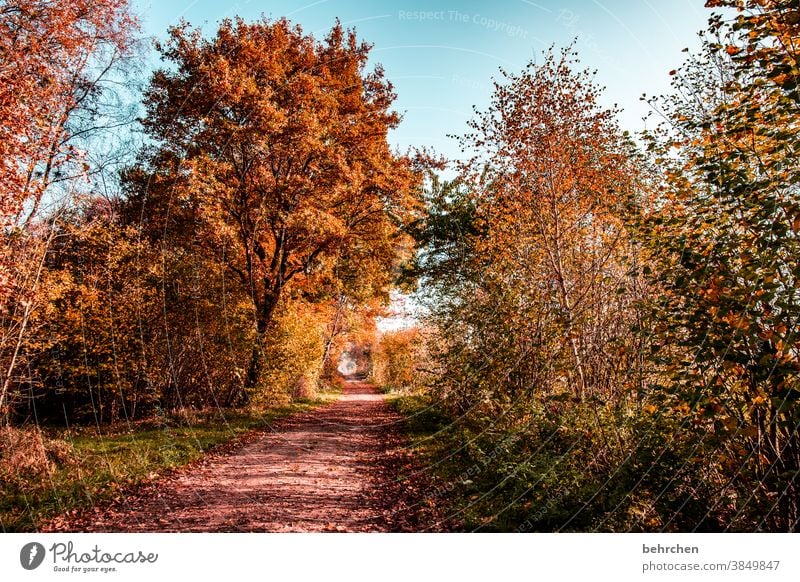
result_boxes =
[133,0,711,162]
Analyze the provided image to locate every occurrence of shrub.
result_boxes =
[370,327,431,392]
[0,426,74,489]
[254,302,327,406]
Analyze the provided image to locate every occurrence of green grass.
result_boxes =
[388,393,514,531]
[386,392,556,532]
[387,391,647,532]
[387,392,449,438]
[385,392,486,529]
[0,396,333,532]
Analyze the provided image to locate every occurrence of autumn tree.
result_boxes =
[130,18,422,394]
[21,199,158,423]
[641,0,800,530]
[426,48,646,410]
[401,49,653,530]
[0,0,139,420]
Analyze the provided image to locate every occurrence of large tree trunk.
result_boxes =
[243,290,281,397]
[244,325,266,394]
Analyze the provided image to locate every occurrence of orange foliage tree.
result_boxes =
[640,0,800,529]
[440,47,646,406]
[128,18,423,392]
[0,0,136,247]
[408,49,651,530]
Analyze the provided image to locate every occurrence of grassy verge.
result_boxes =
[388,391,645,532]
[1,394,335,532]
[387,392,562,532]
[385,392,485,530]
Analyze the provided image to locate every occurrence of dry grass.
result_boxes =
[0,426,75,488]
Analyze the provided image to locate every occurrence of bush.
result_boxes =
[254,301,327,406]
[0,426,74,489]
[370,327,431,392]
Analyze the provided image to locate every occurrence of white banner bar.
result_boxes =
[1,533,798,582]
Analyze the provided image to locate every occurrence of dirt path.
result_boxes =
[45,381,429,532]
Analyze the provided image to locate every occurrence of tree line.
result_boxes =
[1,3,422,424]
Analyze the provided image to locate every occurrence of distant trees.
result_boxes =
[370,327,431,393]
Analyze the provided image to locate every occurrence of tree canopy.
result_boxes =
[128,17,424,389]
